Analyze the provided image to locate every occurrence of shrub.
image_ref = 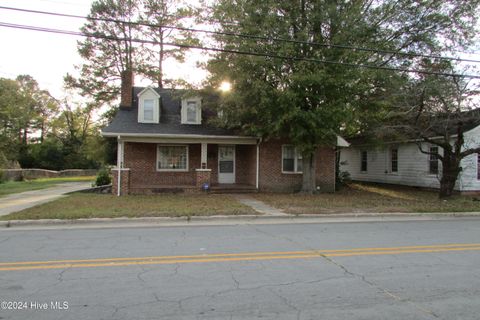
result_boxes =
[336,170,351,191]
[0,151,8,169]
[94,168,111,186]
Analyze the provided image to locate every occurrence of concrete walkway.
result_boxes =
[234,194,289,216]
[0,182,91,216]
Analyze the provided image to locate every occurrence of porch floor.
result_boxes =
[130,184,258,194]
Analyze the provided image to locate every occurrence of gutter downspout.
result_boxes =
[117,136,122,196]
[256,138,262,190]
[334,147,337,193]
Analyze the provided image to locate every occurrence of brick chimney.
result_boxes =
[120,69,134,108]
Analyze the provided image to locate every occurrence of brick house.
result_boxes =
[102,80,340,195]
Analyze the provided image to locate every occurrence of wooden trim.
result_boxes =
[117,135,257,145]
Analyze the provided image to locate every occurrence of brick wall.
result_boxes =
[122,140,334,193]
[112,169,130,195]
[236,145,256,186]
[195,169,212,188]
[124,142,200,189]
[0,169,98,181]
[123,142,256,191]
[207,144,219,184]
[315,146,336,192]
[258,139,335,192]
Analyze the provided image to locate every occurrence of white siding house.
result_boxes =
[340,124,480,192]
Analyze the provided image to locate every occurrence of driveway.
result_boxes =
[0,182,91,216]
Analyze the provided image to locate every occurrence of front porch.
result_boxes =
[210,184,258,194]
[114,183,258,194]
[113,137,259,195]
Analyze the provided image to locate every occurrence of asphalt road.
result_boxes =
[1,218,480,320]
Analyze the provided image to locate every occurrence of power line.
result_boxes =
[1,21,480,80]
[1,5,480,65]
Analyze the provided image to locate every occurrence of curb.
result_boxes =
[1,212,480,229]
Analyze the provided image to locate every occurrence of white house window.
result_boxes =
[361,150,368,172]
[157,145,188,171]
[282,145,302,173]
[391,148,398,173]
[181,98,202,124]
[186,101,197,122]
[138,87,160,123]
[429,146,439,174]
[143,99,154,121]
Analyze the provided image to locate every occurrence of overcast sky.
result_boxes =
[0,0,207,98]
[1,0,479,101]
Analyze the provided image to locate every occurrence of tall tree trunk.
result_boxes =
[158,28,164,88]
[22,127,28,145]
[439,153,461,199]
[439,172,458,198]
[40,121,44,143]
[300,151,316,194]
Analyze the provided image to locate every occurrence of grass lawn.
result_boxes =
[0,176,95,197]
[255,183,480,214]
[0,193,257,220]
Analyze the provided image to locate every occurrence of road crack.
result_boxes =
[316,252,440,319]
[248,223,441,319]
[269,288,302,320]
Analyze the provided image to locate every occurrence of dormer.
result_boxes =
[181,97,202,125]
[138,87,160,123]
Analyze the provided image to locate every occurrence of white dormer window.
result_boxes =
[143,99,154,121]
[138,87,160,123]
[181,97,201,124]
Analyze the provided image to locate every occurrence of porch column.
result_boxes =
[201,142,208,169]
[117,139,124,169]
[196,142,211,190]
[116,138,123,196]
[114,138,129,196]
[112,168,130,196]
[195,169,211,189]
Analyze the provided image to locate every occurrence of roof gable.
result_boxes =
[137,87,161,98]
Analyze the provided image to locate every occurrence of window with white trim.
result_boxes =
[361,150,368,172]
[143,99,154,121]
[282,145,303,173]
[429,146,439,174]
[157,145,188,171]
[186,101,197,122]
[391,148,398,173]
[181,98,202,124]
[137,87,160,123]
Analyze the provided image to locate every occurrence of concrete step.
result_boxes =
[209,188,258,194]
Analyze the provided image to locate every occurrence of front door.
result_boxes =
[218,145,235,184]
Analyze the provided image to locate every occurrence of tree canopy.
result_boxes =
[65,0,199,106]
[0,75,112,171]
[205,0,480,193]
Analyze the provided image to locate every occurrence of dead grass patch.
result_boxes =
[254,183,480,214]
[1,193,257,220]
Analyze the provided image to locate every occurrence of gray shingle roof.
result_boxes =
[102,87,240,137]
[346,109,480,146]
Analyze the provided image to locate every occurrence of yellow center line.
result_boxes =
[1,243,479,267]
[0,244,479,272]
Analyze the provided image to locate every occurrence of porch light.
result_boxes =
[219,81,232,92]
